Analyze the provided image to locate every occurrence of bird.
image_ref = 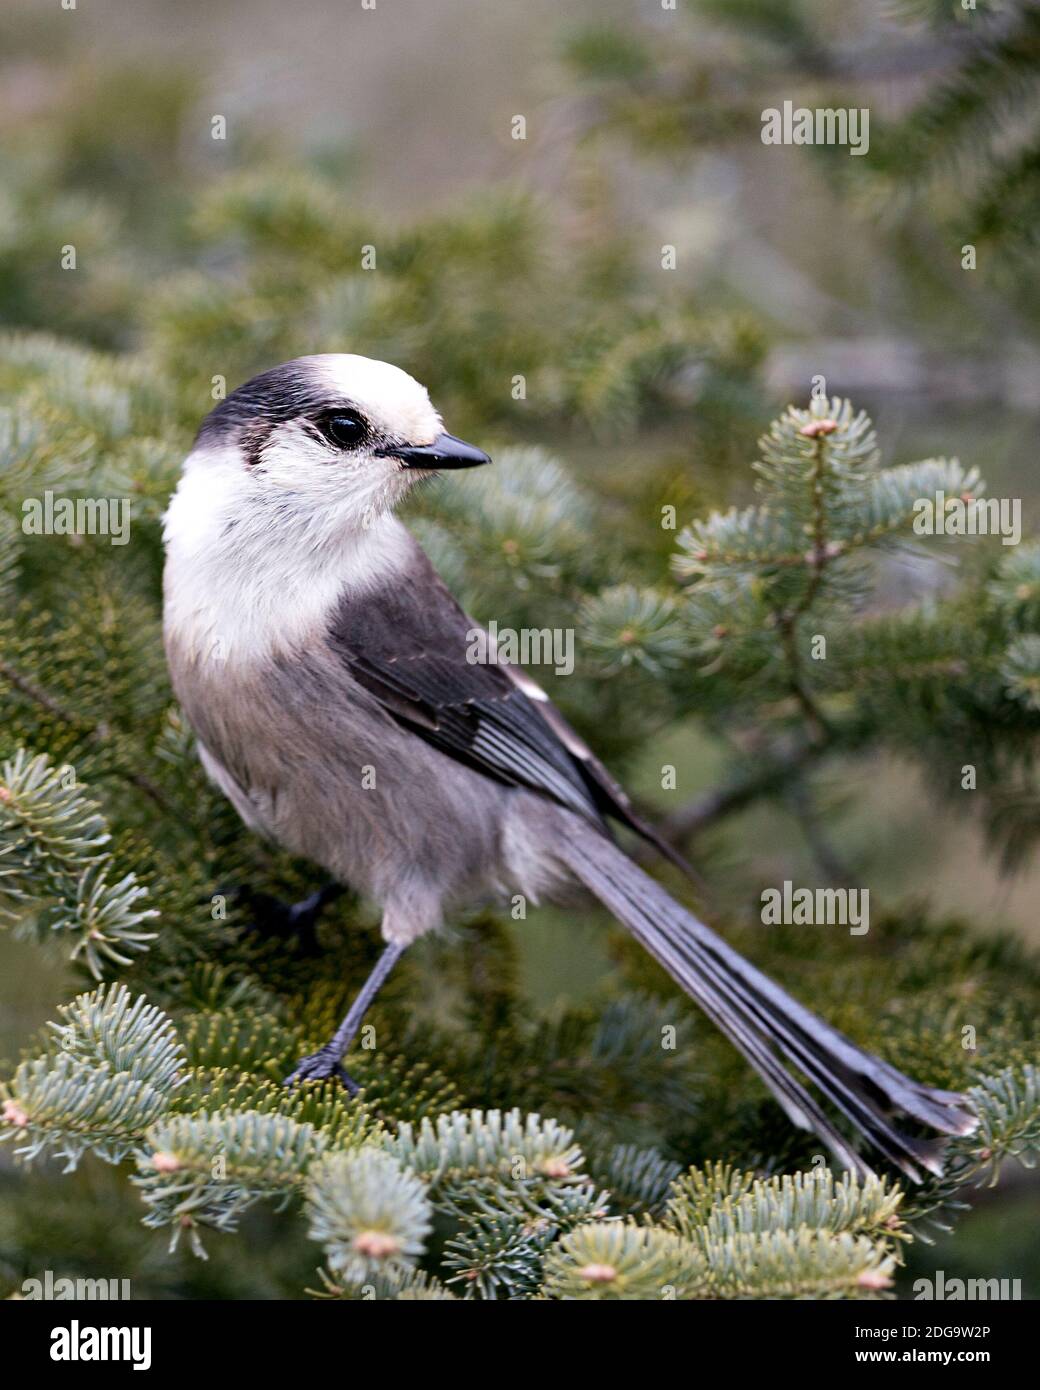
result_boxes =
[162,353,977,1182]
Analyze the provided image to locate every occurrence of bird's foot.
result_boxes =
[284,1044,360,1095]
[236,882,346,956]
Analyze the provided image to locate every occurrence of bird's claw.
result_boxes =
[232,882,346,956]
[284,1046,360,1094]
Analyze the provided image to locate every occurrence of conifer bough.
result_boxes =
[3,343,1039,1296]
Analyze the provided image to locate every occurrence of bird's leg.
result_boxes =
[284,941,405,1092]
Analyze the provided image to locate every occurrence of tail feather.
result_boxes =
[563,825,977,1181]
[665,914,948,1180]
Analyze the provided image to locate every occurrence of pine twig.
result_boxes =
[0,656,179,817]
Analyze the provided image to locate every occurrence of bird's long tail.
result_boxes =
[561,823,977,1180]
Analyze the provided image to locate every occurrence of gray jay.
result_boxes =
[162,353,976,1180]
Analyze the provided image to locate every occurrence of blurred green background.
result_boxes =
[1,0,1038,1297]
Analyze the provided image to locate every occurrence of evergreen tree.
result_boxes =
[2,347,1038,1297]
[1,11,1037,1302]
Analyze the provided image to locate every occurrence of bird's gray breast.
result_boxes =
[173,582,512,905]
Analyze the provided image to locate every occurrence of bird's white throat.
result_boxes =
[162,448,413,667]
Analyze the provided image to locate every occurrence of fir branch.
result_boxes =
[542,1221,711,1300]
[699,1227,896,1299]
[443,1213,550,1299]
[0,749,158,975]
[989,541,1040,629]
[668,1166,906,1245]
[0,662,177,817]
[968,1064,1040,1174]
[590,1143,684,1217]
[305,1147,433,1286]
[47,982,185,1092]
[310,1264,457,1301]
[134,1110,331,1255]
[0,511,19,609]
[543,1217,897,1300]
[386,1108,586,1190]
[580,585,686,676]
[0,985,182,1169]
[169,1068,375,1148]
[440,1179,609,1298]
[904,1064,1040,1227]
[1002,634,1040,711]
[655,738,824,845]
[0,1054,170,1171]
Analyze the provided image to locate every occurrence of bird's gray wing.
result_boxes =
[326,549,646,831]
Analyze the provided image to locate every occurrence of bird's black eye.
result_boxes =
[318,411,368,450]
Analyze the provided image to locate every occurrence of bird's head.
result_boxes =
[189,353,490,525]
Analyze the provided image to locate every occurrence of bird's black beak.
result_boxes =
[377,432,491,470]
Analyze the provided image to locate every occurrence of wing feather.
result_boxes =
[326,542,700,887]
[326,554,605,823]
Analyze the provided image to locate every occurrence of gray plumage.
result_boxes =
[163,353,977,1178]
[167,532,574,946]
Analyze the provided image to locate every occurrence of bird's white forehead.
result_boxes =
[306,353,441,444]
